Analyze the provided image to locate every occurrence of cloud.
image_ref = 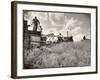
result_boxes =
[24,11,90,38]
[71,26,81,35]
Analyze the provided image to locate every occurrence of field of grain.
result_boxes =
[24,39,91,69]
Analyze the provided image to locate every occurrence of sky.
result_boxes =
[24,10,91,39]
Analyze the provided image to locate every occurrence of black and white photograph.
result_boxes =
[23,11,91,69]
[11,1,97,78]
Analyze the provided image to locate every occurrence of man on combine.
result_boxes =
[32,16,40,32]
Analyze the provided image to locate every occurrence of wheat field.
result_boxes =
[24,39,91,69]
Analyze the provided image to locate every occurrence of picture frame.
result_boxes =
[11,1,98,78]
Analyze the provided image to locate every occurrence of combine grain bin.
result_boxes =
[28,31,41,48]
